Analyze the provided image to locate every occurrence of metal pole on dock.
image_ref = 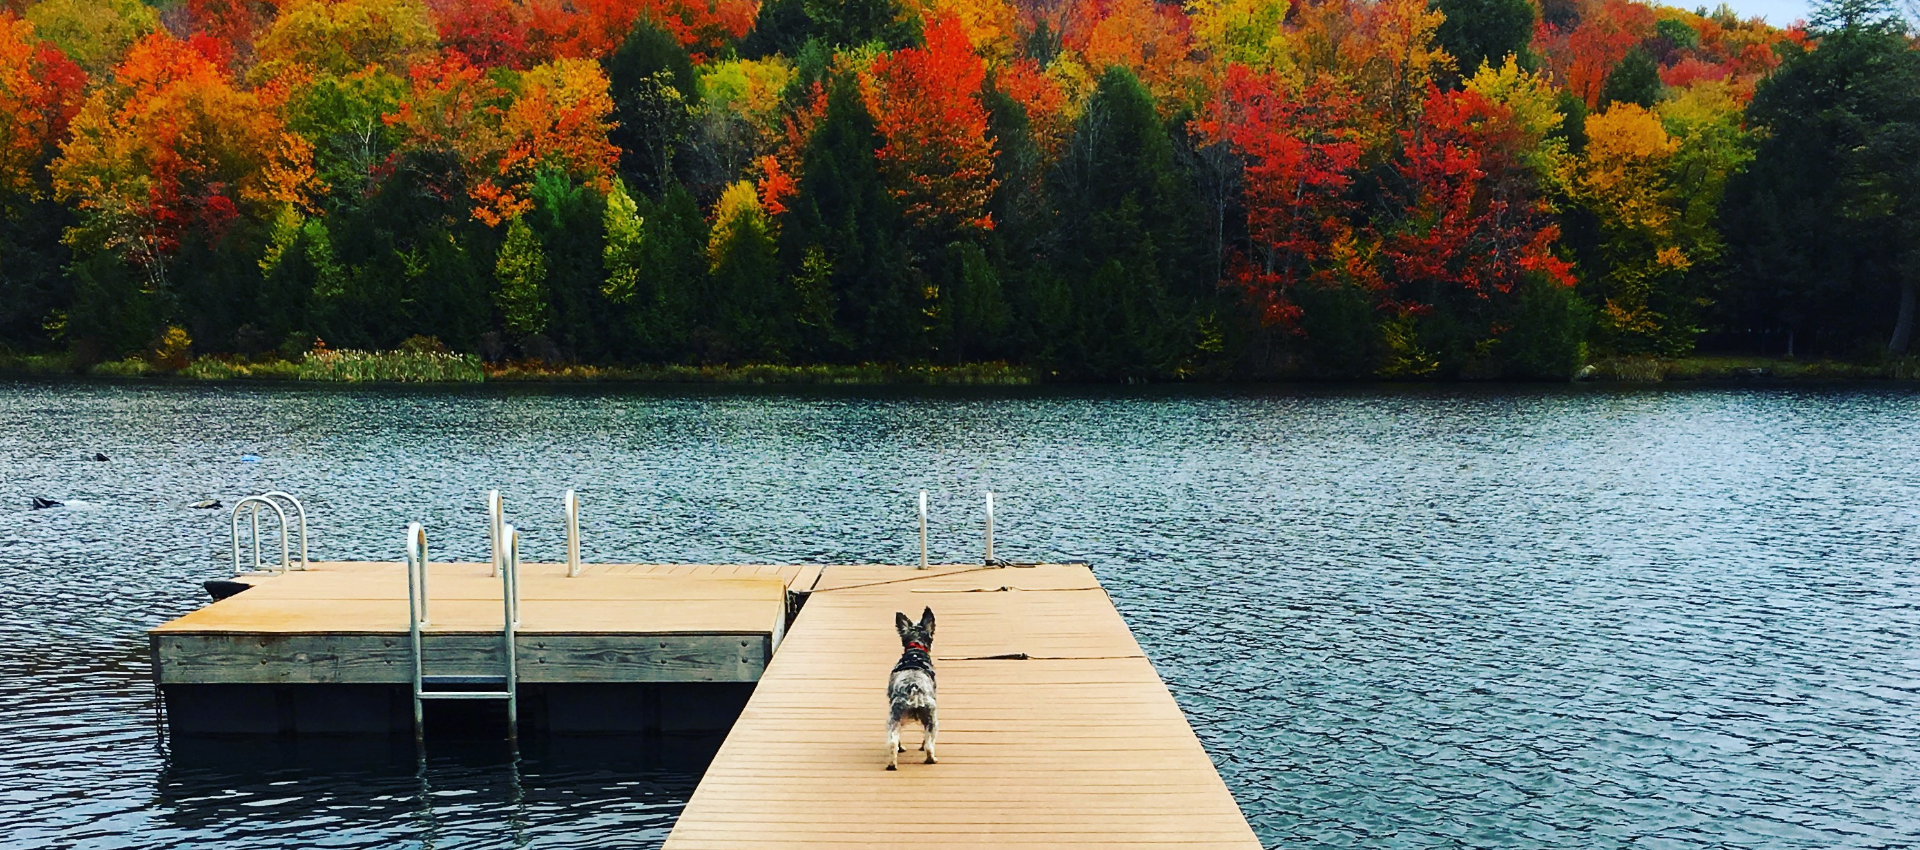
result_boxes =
[502,524,519,740]
[564,490,581,578]
[985,491,995,563]
[406,522,427,737]
[918,491,929,570]
[488,490,504,578]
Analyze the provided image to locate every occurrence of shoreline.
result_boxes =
[1,353,1916,386]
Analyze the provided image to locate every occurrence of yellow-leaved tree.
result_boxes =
[1568,103,1683,353]
[252,0,439,79]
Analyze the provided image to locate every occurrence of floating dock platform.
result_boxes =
[665,562,1260,849]
[152,558,1259,846]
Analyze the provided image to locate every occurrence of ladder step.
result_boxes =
[417,691,514,700]
[422,675,508,687]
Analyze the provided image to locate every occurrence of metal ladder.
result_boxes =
[405,491,520,741]
[231,492,310,575]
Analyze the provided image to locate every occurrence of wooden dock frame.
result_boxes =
[150,561,1261,847]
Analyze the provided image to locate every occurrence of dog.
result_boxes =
[886,607,937,770]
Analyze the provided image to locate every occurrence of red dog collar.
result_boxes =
[906,641,929,653]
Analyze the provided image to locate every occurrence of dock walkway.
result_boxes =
[151,561,1261,845]
[664,563,1261,849]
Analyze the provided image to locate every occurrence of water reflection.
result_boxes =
[156,735,716,850]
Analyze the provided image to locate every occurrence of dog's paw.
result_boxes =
[885,763,897,771]
[924,754,937,764]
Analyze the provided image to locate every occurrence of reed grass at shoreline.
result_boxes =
[5,350,1920,385]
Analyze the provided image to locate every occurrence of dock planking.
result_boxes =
[663,563,1262,849]
[150,560,1261,844]
[152,562,797,685]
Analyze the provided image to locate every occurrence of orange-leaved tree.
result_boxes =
[53,32,315,292]
[865,14,998,234]
[0,17,87,209]
[487,57,619,223]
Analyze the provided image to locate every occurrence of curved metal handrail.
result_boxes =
[231,497,291,576]
[257,491,310,570]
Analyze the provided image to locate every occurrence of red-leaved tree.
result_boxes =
[1380,85,1572,305]
[1200,64,1364,329]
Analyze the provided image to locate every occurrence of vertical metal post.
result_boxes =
[406,523,427,739]
[918,491,929,570]
[502,524,519,740]
[488,490,504,578]
[564,490,581,578]
[985,491,995,563]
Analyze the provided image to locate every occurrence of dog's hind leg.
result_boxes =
[886,711,901,771]
[922,711,937,764]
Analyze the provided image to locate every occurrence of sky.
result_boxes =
[1721,0,1813,25]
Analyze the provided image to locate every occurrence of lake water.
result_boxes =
[1,380,1916,849]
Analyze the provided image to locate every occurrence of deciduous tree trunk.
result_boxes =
[1891,275,1918,356]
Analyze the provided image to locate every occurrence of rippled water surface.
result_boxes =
[2,380,1917,849]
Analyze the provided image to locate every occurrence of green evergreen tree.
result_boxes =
[783,75,917,360]
[1049,67,1206,379]
[1720,0,1920,354]
[0,198,75,353]
[980,82,1050,362]
[709,184,792,359]
[631,184,709,359]
[801,0,919,48]
[1599,47,1663,109]
[1432,0,1537,79]
[528,171,612,360]
[604,21,698,197]
[934,240,1012,362]
[494,216,550,340]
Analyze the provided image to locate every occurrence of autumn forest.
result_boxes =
[0,0,1917,379]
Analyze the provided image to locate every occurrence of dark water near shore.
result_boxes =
[2,380,1917,849]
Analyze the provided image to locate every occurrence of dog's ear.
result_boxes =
[919,606,935,636]
[895,611,912,636]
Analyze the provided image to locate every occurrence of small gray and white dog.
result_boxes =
[886,607,937,770]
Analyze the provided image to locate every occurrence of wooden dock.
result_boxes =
[154,562,806,686]
[664,563,1261,849]
[151,561,1260,845]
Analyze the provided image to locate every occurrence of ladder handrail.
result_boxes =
[564,490,581,578]
[406,522,428,733]
[257,491,310,570]
[487,490,505,578]
[231,497,290,576]
[985,491,995,563]
[408,512,519,742]
[502,523,520,736]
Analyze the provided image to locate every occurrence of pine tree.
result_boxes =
[604,21,698,197]
[782,75,916,360]
[1720,0,1920,354]
[528,171,611,361]
[1599,47,1662,109]
[708,180,791,359]
[1049,67,1206,378]
[1432,0,1537,79]
[493,215,550,340]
